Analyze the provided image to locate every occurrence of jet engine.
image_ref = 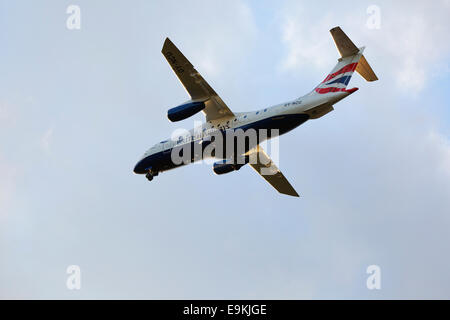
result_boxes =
[212,160,246,175]
[167,100,206,122]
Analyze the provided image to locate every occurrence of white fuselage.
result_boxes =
[139,89,350,159]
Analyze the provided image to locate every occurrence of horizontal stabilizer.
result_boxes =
[356,54,378,82]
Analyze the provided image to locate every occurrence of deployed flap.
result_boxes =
[161,38,235,122]
[330,26,359,58]
[356,54,378,82]
[247,146,299,197]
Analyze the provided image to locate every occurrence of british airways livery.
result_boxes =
[133,27,378,197]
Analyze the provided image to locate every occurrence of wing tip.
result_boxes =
[162,37,172,52]
[329,26,342,33]
[280,190,300,198]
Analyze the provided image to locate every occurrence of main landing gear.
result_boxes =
[145,169,158,181]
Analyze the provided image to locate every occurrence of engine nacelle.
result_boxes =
[167,100,206,122]
[213,160,245,175]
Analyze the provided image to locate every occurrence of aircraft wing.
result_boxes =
[247,146,299,197]
[161,38,235,122]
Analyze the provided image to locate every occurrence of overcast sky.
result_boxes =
[1,0,450,299]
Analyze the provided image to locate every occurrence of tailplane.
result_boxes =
[355,54,378,82]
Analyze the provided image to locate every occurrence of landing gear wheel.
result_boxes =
[145,172,153,181]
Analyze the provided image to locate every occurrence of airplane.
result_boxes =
[133,27,378,197]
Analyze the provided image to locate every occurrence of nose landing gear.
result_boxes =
[145,169,158,181]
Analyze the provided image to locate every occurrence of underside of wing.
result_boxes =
[247,146,299,197]
[161,38,234,122]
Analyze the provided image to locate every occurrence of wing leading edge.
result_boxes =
[161,38,234,122]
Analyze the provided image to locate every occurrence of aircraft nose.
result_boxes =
[133,160,143,174]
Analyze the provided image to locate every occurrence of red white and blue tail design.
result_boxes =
[311,27,378,96]
[313,53,362,94]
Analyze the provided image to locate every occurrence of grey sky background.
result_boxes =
[1,0,450,299]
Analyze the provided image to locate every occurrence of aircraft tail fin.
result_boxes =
[312,53,361,95]
[310,27,378,96]
[330,26,359,58]
[330,26,378,82]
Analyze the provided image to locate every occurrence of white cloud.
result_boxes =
[377,1,450,92]
[192,1,257,78]
[40,127,53,152]
[280,9,335,73]
[279,0,450,92]
[154,0,257,79]
[275,0,450,298]
[396,56,426,92]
